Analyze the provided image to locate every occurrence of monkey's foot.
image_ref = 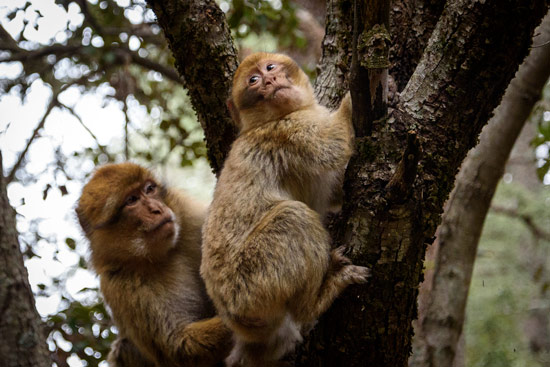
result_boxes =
[329,246,352,272]
[340,264,371,285]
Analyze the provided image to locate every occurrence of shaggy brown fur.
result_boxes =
[76,163,232,367]
[201,53,370,366]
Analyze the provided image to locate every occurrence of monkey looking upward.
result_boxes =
[201,52,370,366]
[76,163,232,367]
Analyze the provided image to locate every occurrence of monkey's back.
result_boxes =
[201,109,338,323]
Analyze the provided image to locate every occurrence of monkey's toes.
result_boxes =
[330,246,352,267]
[344,265,371,285]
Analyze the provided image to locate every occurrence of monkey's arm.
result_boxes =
[107,337,156,367]
[285,97,354,173]
[331,92,353,134]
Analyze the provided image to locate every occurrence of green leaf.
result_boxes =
[65,237,76,250]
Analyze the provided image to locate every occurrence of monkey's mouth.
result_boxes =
[150,217,174,233]
[271,86,290,98]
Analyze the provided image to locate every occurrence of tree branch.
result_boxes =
[6,89,62,184]
[145,0,238,175]
[398,0,548,238]
[0,24,19,50]
[74,0,106,35]
[491,205,550,242]
[0,44,83,63]
[120,46,183,84]
[58,102,109,157]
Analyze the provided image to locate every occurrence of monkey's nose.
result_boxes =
[264,75,277,85]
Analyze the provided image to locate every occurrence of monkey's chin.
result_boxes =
[158,221,177,242]
[271,87,292,101]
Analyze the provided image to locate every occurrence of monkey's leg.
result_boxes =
[223,201,334,364]
[234,201,369,327]
[293,246,371,324]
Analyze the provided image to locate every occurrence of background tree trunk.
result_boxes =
[408,11,550,367]
[0,151,50,367]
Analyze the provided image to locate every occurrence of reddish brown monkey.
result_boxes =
[76,162,232,367]
[201,52,370,366]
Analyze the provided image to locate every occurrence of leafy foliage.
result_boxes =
[227,0,305,48]
[531,80,550,181]
[46,297,114,366]
[1,0,204,173]
[466,183,550,367]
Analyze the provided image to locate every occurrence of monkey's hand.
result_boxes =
[340,92,352,116]
[330,92,354,141]
[177,316,233,365]
[107,337,155,367]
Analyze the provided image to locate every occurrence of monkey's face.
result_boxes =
[77,163,179,267]
[117,180,178,247]
[232,52,315,126]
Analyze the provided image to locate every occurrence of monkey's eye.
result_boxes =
[125,195,139,207]
[145,182,157,195]
[266,64,276,71]
[249,75,259,85]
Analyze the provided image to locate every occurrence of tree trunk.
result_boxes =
[409,11,550,367]
[300,1,547,365]
[389,0,445,92]
[0,151,50,367]
[145,0,239,175]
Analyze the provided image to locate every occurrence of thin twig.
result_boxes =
[58,102,109,157]
[124,46,183,83]
[491,205,550,241]
[74,0,105,35]
[6,88,62,183]
[0,24,19,50]
[123,100,129,160]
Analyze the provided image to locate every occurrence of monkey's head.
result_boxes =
[76,163,179,271]
[228,52,315,129]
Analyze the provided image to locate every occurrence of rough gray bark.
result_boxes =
[314,0,354,109]
[389,0,445,91]
[300,0,548,365]
[409,11,550,367]
[0,151,50,367]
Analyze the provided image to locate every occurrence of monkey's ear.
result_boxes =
[226,97,242,129]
